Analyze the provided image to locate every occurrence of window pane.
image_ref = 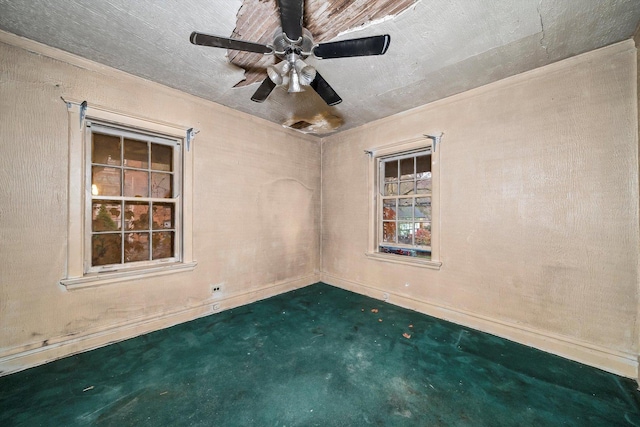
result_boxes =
[152,231,174,259]
[125,232,150,262]
[414,249,431,258]
[125,202,149,230]
[415,197,431,221]
[383,199,396,220]
[92,201,121,232]
[382,221,396,243]
[151,173,172,198]
[92,166,121,197]
[400,181,414,195]
[151,144,173,172]
[398,222,413,244]
[124,169,149,197]
[417,176,431,194]
[92,133,121,165]
[398,198,413,219]
[415,222,431,246]
[124,139,148,168]
[384,183,397,196]
[400,157,414,180]
[92,234,122,266]
[416,155,431,178]
[152,203,174,230]
[384,160,398,182]
[380,246,420,257]
[87,124,183,271]
[378,150,433,259]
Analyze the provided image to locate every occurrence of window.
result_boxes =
[61,101,196,289]
[367,136,441,269]
[379,150,432,258]
[88,123,180,270]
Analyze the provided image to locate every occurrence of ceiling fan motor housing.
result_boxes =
[269,28,316,91]
[273,27,315,57]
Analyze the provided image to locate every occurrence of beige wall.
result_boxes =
[321,40,640,377]
[0,35,321,374]
[635,24,640,383]
[1,31,638,379]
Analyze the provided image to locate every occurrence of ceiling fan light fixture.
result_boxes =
[293,59,316,86]
[288,67,303,93]
[266,60,290,85]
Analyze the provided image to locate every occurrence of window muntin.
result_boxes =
[87,123,180,272]
[378,149,432,259]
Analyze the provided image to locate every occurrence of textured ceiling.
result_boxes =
[0,0,639,135]
[229,0,415,87]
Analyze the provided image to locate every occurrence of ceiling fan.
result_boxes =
[190,0,390,106]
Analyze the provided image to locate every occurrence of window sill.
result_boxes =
[60,261,198,290]
[365,252,442,270]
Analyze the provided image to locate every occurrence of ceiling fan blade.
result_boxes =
[310,72,342,106]
[190,31,273,54]
[277,0,304,42]
[313,35,391,59]
[251,78,277,103]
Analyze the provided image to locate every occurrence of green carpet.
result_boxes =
[1,282,639,426]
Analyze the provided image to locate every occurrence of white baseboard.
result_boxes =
[322,273,638,379]
[0,274,320,377]
[4,272,634,380]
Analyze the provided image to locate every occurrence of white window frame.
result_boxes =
[61,101,196,289]
[85,122,182,273]
[366,136,442,269]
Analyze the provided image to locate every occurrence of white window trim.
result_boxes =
[61,101,196,289]
[365,136,442,270]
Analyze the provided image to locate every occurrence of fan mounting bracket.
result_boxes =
[272,27,314,60]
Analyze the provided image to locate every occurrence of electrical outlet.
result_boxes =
[210,283,223,295]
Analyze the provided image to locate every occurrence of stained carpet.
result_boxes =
[1,282,639,426]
